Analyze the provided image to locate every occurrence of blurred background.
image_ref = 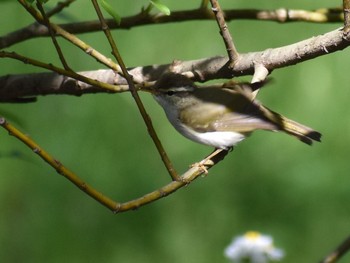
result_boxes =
[0,0,349,262]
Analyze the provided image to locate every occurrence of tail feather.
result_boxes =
[282,117,321,145]
[259,105,321,145]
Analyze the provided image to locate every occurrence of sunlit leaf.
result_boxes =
[150,0,171,16]
[100,0,121,25]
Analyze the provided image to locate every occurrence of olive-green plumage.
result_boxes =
[153,73,321,149]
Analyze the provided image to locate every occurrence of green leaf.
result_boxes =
[150,0,171,16]
[100,0,121,25]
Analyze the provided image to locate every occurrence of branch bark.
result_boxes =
[0,27,349,102]
[0,7,344,49]
[0,116,229,213]
[210,0,239,65]
[320,235,350,263]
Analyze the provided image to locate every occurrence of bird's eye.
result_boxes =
[166,90,175,96]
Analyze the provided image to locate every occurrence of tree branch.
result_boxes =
[0,117,228,213]
[17,0,122,74]
[91,0,179,181]
[320,235,350,263]
[36,1,71,70]
[344,0,350,34]
[0,7,344,49]
[210,0,239,66]
[0,27,349,102]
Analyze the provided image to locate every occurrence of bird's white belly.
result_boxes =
[176,123,246,149]
[155,96,247,149]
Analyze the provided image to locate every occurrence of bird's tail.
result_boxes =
[260,105,322,145]
[280,116,321,145]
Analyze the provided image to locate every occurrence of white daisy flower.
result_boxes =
[225,231,284,263]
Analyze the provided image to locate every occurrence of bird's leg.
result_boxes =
[192,148,226,174]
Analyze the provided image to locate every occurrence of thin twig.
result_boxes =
[2,7,344,49]
[320,235,350,263]
[17,0,122,74]
[0,117,119,211]
[0,50,122,93]
[209,0,239,67]
[46,0,76,17]
[36,1,71,70]
[91,0,180,181]
[343,0,350,34]
[0,117,228,213]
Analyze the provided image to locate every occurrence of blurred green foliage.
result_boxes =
[1,1,350,262]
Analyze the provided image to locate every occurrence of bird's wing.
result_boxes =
[210,110,278,133]
[179,102,228,132]
[179,87,278,133]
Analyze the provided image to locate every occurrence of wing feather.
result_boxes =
[179,86,278,133]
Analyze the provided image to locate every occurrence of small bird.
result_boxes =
[151,73,321,150]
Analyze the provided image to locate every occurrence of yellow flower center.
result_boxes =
[244,231,261,240]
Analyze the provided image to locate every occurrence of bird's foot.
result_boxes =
[191,148,225,175]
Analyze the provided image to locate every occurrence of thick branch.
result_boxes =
[0,28,348,102]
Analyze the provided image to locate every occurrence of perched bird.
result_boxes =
[151,73,321,150]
